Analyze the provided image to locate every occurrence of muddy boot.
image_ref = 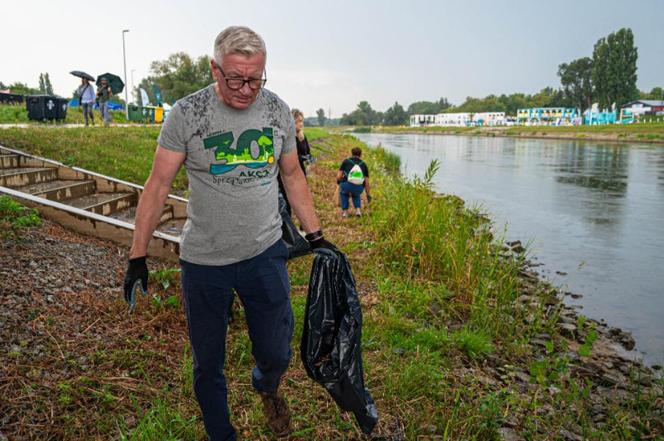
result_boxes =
[259,390,292,437]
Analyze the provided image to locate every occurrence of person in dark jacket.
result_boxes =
[278,109,313,215]
[336,147,371,217]
[292,109,311,175]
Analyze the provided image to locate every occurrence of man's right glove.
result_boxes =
[305,230,338,252]
[123,256,149,312]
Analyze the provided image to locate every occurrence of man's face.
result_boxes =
[211,52,265,110]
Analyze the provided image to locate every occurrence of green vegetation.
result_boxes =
[0,127,187,191]
[0,103,131,125]
[372,121,664,143]
[1,129,661,440]
[137,52,212,105]
[0,195,41,238]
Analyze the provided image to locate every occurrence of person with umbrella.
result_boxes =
[96,77,113,126]
[76,77,95,126]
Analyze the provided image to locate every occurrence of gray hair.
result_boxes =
[213,26,266,65]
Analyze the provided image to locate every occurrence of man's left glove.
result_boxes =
[123,256,149,311]
[305,230,338,252]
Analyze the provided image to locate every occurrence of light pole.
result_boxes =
[122,29,130,119]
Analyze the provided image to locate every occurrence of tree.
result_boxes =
[139,52,213,103]
[558,57,594,116]
[43,73,54,95]
[592,37,610,109]
[38,73,45,94]
[340,101,380,126]
[6,82,40,95]
[640,87,663,100]
[407,97,450,115]
[316,108,326,126]
[593,28,638,109]
[383,101,408,125]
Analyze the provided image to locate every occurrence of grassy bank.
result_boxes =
[0,128,661,439]
[368,122,664,144]
[0,103,131,125]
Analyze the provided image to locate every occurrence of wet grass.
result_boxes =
[0,128,661,439]
[0,194,41,238]
[0,126,188,191]
[0,103,132,125]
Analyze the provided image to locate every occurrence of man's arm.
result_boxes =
[129,146,185,258]
[279,148,320,234]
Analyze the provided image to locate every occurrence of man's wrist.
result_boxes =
[129,255,147,263]
[305,230,324,242]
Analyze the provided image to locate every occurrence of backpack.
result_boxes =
[347,160,365,185]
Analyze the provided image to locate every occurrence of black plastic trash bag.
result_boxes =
[279,192,311,259]
[301,248,379,434]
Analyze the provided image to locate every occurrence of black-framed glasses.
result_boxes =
[214,63,267,91]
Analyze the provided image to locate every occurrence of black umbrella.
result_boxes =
[96,73,124,94]
[70,70,95,81]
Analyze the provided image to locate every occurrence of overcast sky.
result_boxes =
[2,0,662,116]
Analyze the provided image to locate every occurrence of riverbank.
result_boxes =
[364,122,664,144]
[0,128,662,439]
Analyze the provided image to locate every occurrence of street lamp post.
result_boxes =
[122,29,130,119]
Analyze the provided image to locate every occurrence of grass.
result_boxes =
[0,195,41,238]
[0,126,188,192]
[0,103,133,125]
[0,128,662,440]
[369,121,664,143]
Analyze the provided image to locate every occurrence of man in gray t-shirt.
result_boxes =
[123,26,335,440]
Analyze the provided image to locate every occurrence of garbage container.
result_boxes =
[26,95,68,121]
[141,106,158,123]
[128,104,144,122]
[154,106,164,123]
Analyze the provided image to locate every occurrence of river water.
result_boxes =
[355,133,664,366]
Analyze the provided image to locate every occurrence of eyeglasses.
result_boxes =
[214,63,267,91]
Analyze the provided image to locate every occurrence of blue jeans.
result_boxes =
[180,240,293,441]
[81,103,94,125]
[99,101,110,125]
[339,181,364,210]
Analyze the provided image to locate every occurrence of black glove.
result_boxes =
[306,230,338,252]
[366,194,372,204]
[123,256,148,311]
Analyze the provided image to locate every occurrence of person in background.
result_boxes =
[337,147,371,217]
[96,78,112,126]
[292,109,311,175]
[278,109,312,215]
[77,78,95,126]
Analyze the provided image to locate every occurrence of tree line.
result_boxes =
[1,73,54,96]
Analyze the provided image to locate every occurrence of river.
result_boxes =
[354,133,664,366]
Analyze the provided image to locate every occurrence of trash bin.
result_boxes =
[143,106,157,123]
[0,92,24,104]
[154,106,164,123]
[127,104,144,122]
[26,95,68,121]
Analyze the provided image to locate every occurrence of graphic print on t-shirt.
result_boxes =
[203,127,275,175]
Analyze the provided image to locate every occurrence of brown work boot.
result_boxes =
[259,390,292,437]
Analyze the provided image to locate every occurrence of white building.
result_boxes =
[410,112,506,127]
[410,114,437,127]
[435,113,472,126]
[471,112,506,126]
